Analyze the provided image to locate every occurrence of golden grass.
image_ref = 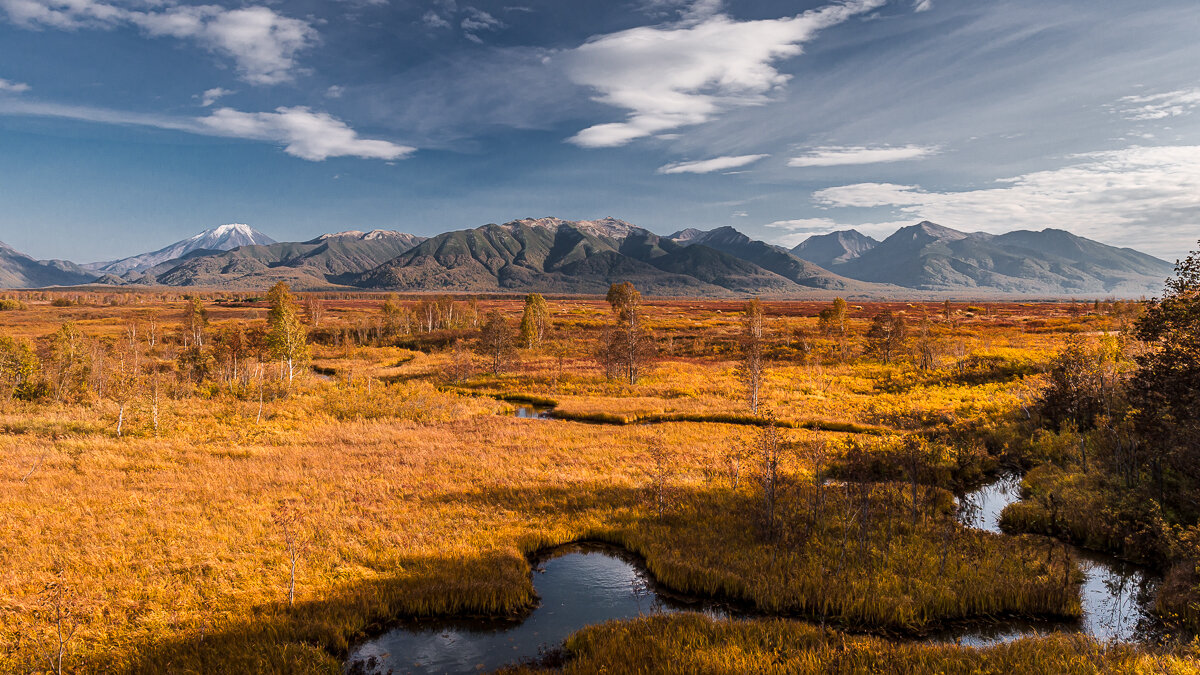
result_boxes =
[0,294,1156,673]
[537,613,1199,674]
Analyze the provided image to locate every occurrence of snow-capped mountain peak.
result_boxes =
[87,224,276,275]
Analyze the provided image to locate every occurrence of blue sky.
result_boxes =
[0,0,1197,263]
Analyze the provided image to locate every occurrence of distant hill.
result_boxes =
[87,224,277,275]
[0,241,98,288]
[670,226,878,292]
[152,230,426,288]
[2,217,1175,297]
[798,221,1173,295]
[790,230,879,268]
[353,217,864,296]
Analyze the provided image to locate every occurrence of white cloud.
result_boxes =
[0,77,29,93]
[657,153,767,174]
[0,1,317,85]
[0,98,414,161]
[199,87,232,107]
[422,10,450,29]
[200,107,415,161]
[788,144,939,167]
[326,85,345,99]
[913,0,932,12]
[461,7,501,32]
[1116,89,1200,121]
[764,217,912,247]
[563,0,884,148]
[812,145,1200,257]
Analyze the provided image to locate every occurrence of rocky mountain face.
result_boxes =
[792,221,1173,295]
[352,218,865,296]
[87,224,277,275]
[2,218,1175,297]
[0,241,98,288]
[151,230,426,288]
[790,229,880,268]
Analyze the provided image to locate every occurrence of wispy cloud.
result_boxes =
[812,145,1200,258]
[657,153,767,174]
[0,1,317,85]
[563,0,884,148]
[1116,89,1200,121]
[788,144,939,167]
[913,0,933,12]
[200,107,415,161]
[199,87,233,107]
[422,10,451,29]
[0,99,414,161]
[0,77,29,93]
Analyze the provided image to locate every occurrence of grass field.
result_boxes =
[0,291,1181,673]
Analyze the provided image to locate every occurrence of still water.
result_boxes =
[345,476,1162,673]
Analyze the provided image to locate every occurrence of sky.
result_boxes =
[0,0,1197,263]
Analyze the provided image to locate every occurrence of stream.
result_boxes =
[344,475,1163,674]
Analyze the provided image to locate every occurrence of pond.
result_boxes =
[513,405,553,420]
[344,544,723,674]
[954,475,1160,644]
[345,476,1163,673]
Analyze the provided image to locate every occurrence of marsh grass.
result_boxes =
[541,613,1199,674]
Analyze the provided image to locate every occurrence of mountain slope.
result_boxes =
[88,224,277,275]
[0,241,98,288]
[153,230,425,288]
[826,221,1173,295]
[353,218,830,296]
[672,226,878,291]
[790,230,880,268]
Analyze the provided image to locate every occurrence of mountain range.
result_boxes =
[0,219,1174,297]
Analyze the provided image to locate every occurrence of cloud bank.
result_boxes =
[812,145,1200,257]
[0,0,317,84]
[563,0,885,148]
[0,99,413,161]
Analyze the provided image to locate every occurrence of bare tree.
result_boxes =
[754,412,786,537]
[477,310,516,375]
[646,440,673,518]
[448,338,473,383]
[274,504,309,608]
[39,565,82,675]
[304,296,326,328]
[738,299,766,414]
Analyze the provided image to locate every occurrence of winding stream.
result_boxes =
[345,476,1163,674]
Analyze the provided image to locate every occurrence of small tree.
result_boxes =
[738,299,766,414]
[105,341,141,438]
[477,310,516,375]
[266,282,310,386]
[646,440,673,518]
[0,335,42,402]
[866,310,907,364]
[448,338,473,383]
[45,323,90,403]
[754,413,786,538]
[817,298,848,336]
[183,296,208,348]
[1128,242,1200,503]
[518,293,550,349]
[381,294,408,338]
[602,282,656,384]
[304,296,326,328]
[274,503,309,608]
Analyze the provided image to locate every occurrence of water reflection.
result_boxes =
[956,475,1160,643]
[345,545,723,675]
